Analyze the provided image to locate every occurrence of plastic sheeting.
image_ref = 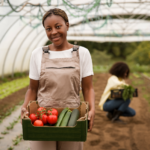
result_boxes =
[0,0,150,77]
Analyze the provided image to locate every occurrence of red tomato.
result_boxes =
[47,108,58,116]
[29,113,37,123]
[47,115,57,125]
[40,114,48,125]
[37,107,46,116]
[33,120,43,126]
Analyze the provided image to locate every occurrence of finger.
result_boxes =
[88,112,91,120]
[88,118,93,132]
[21,108,27,112]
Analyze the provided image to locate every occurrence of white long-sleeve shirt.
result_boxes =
[99,75,127,110]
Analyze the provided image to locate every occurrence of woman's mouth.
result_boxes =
[52,36,60,41]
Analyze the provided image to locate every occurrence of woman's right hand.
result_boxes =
[21,107,29,124]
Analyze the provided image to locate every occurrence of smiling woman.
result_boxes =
[42,8,70,50]
[21,8,95,150]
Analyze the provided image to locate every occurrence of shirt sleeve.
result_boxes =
[81,48,94,78]
[108,76,127,88]
[29,52,39,80]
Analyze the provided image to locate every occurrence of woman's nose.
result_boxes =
[51,28,57,34]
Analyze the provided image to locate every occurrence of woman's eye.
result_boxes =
[46,28,51,31]
[56,25,61,29]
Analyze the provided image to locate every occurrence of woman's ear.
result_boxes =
[66,22,69,31]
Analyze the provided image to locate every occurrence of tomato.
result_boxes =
[39,114,48,125]
[29,113,37,123]
[37,107,46,116]
[47,115,57,125]
[47,108,58,116]
[33,120,44,126]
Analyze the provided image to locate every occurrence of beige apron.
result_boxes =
[37,45,80,108]
[30,45,83,150]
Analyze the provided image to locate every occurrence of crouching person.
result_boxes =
[99,62,136,123]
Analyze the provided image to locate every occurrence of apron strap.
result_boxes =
[42,46,50,54]
[72,45,79,57]
[42,45,79,58]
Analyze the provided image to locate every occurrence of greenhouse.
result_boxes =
[0,0,150,150]
[0,0,150,77]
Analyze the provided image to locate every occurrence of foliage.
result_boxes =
[122,85,135,101]
[129,63,150,73]
[127,41,150,65]
[13,134,23,145]
[6,116,20,130]
[0,72,28,85]
[93,65,110,73]
[69,41,139,58]
[0,77,29,100]
[91,49,112,65]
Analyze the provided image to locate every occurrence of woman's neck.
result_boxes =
[49,41,73,51]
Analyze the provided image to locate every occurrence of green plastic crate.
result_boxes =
[22,101,88,141]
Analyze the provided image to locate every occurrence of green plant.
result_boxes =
[91,49,111,65]
[132,72,141,78]
[13,134,23,145]
[8,147,14,150]
[6,116,20,130]
[0,137,4,139]
[0,77,29,100]
[143,72,150,78]
[132,80,144,86]
[122,85,135,101]
[0,100,23,124]
[1,131,9,135]
[127,41,150,65]
[93,65,111,73]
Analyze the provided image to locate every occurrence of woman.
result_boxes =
[99,62,136,122]
[21,8,95,150]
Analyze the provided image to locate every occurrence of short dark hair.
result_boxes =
[42,8,69,27]
[109,62,130,78]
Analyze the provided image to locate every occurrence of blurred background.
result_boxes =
[0,0,150,150]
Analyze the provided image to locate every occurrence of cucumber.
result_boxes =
[67,109,79,126]
[60,110,72,127]
[55,108,68,127]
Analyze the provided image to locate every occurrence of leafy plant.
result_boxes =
[8,147,14,150]
[13,134,23,145]
[6,116,20,130]
[1,131,9,135]
[0,77,29,100]
[122,85,135,101]
[0,100,23,124]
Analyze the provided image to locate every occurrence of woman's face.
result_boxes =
[124,70,128,79]
[44,15,69,47]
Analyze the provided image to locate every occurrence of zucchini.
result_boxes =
[67,109,79,126]
[55,108,68,127]
[60,110,72,127]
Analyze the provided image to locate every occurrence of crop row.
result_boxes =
[0,77,29,100]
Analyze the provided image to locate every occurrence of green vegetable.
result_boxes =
[55,108,68,127]
[67,109,79,126]
[60,110,72,127]
[122,85,135,101]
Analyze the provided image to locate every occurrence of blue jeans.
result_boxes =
[103,99,136,117]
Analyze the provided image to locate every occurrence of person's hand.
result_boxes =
[88,109,95,132]
[21,107,29,124]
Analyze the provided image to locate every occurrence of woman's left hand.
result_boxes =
[88,109,95,132]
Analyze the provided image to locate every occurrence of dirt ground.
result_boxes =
[0,86,28,121]
[1,73,150,150]
[84,73,150,150]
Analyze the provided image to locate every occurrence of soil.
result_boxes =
[0,86,28,120]
[84,73,150,150]
[0,73,150,150]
